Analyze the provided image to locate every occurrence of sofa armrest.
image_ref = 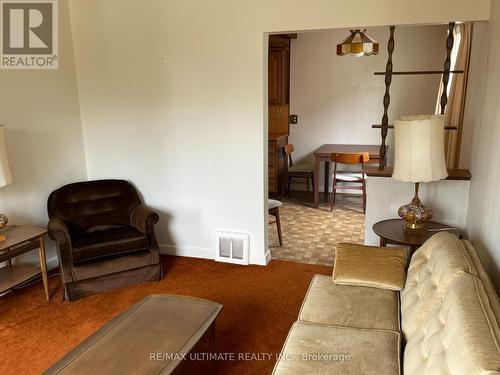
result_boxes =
[47,217,74,281]
[130,204,160,235]
[333,243,408,291]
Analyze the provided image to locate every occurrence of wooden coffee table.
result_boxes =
[45,295,223,375]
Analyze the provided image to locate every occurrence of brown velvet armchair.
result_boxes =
[47,180,162,301]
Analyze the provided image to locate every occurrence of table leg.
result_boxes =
[324,161,330,202]
[379,237,387,247]
[6,247,12,267]
[314,156,320,208]
[38,237,50,301]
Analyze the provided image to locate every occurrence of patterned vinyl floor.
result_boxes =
[269,192,365,266]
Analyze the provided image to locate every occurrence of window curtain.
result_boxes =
[436,23,473,169]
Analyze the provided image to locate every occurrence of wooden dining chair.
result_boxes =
[268,199,283,246]
[330,152,370,213]
[282,144,314,197]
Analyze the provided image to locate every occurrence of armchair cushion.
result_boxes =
[72,226,149,263]
[333,243,408,291]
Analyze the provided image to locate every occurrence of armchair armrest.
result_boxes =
[130,204,159,235]
[332,243,408,291]
[48,217,71,243]
[47,217,74,281]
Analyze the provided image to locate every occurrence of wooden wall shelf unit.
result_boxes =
[363,166,471,181]
[374,22,463,170]
[268,133,288,194]
[371,124,458,130]
[374,70,464,75]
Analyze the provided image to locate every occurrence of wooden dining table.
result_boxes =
[313,144,386,208]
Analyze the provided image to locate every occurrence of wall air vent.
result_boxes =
[215,231,250,265]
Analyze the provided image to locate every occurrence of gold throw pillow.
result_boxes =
[332,243,408,291]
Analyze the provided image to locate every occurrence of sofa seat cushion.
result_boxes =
[72,226,149,263]
[299,275,400,332]
[404,273,500,375]
[273,321,401,375]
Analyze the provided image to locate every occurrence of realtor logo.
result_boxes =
[0,0,58,69]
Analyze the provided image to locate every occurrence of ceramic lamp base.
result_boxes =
[0,213,8,241]
[398,183,432,230]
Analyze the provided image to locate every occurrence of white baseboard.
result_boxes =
[249,249,271,266]
[37,246,270,270]
[160,244,271,266]
[159,244,215,260]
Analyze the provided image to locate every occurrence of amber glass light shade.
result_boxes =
[337,29,379,57]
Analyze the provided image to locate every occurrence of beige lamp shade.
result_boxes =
[0,125,13,188]
[392,115,448,183]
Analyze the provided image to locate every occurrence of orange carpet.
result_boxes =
[0,255,331,374]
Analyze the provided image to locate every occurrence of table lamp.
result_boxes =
[0,125,13,240]
[392,115,448,230]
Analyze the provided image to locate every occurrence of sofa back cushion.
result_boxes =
[463,240,500,326]
[48,180,141,235]
[403,273,500,375]
[401,232,477,340]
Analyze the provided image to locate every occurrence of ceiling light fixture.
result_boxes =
[337,29,379,57]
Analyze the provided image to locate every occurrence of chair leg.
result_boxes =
[281,175,290,197]
[362,179,367,214]
[311,173,315,196]
[281,175,288,199]
[331,178,338,212]
[275,210,283,247]
[307,177,311,192]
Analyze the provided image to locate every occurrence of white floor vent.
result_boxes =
[215,231,250,265]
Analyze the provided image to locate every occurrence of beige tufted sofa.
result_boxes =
[273,232,500,374]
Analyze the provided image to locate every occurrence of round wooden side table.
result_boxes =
[372,219,462,253]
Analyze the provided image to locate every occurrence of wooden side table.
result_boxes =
[373,219,462,254]
[0,225,49,301]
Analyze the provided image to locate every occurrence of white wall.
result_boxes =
[67,0,489,265]
[465,0,500,290]
[365,177,470,246]
[290,25,447,190]
[0,0,87,267]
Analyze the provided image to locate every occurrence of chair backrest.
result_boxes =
[331,152,369,176]
[331,152,370,165]
[283,144,295,167]
[48,179,141,235]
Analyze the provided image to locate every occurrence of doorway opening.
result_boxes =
[265,24,465,266]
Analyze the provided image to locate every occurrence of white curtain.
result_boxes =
[436,23,473,169]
